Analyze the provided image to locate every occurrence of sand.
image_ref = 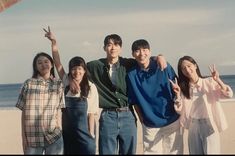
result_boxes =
[0,100,235,154]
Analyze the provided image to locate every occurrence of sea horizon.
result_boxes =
[1,74,234,85]
[0,74,235,109]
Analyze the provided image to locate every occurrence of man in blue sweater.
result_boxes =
[127,39,183,154]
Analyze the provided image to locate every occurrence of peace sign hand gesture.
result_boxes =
[169,78,181,97]
[169,78,182,112]
[209,64,220,82]
[43,26,56,42]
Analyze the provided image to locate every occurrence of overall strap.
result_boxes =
[64,85,70,96]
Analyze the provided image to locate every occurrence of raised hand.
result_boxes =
[169,78,181,97]
[209,64,230,95]
[209,64,220,82]
[43,26,56,42]
[169,78,182,112]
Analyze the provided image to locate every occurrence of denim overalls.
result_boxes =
[62,87,96,154]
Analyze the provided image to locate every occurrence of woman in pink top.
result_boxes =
[170,55,233,154]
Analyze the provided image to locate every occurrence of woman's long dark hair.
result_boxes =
[32,52,55,78]
[68,56,90,98]
[177,56,203,99]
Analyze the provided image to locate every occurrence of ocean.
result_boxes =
[0,75,235,109]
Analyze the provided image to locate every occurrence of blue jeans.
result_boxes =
[25,136,63,155]
[99,109,137,154]
[188,118,219,154]
[62,97,96,155]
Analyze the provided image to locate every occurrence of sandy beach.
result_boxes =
[0,100,235,154]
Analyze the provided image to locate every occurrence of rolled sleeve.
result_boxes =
[16,82,27,110]
[87,82,99,114]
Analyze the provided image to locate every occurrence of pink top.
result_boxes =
[176,77,233,133]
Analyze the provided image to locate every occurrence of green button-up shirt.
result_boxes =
[87,57,136,109]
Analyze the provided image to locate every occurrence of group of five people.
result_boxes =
[15,27,233,155]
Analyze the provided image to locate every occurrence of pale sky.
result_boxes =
[1,0,235,84]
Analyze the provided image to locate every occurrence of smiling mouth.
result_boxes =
[41,68,49,71]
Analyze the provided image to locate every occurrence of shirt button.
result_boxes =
[118,99,121,101]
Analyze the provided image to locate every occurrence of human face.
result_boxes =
[180,60,198,80]
[71,66,85,82]
[104,39,121,61]
[36,56,52,78]
[132,48,151,69]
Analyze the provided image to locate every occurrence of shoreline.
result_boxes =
[1,98,235,109]
[0,100,235,154]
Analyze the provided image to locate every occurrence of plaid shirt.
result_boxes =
[16,78,65,147]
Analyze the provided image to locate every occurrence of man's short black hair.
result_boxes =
[104,34,122,47]
[131,39,150,53]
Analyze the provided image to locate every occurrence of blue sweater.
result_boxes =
[127,60,179,127]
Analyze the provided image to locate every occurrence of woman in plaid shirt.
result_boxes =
[16,52,65,154]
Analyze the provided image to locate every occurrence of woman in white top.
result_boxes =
[44,26,99,154]
[170,56,233,154]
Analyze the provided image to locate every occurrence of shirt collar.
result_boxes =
[138,59,156,73]
[190,77,202,88]
[109,61,120,69]
[105,57,120,69]
[37,75,54,83]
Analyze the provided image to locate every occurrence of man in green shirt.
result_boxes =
[87,34,137,154]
